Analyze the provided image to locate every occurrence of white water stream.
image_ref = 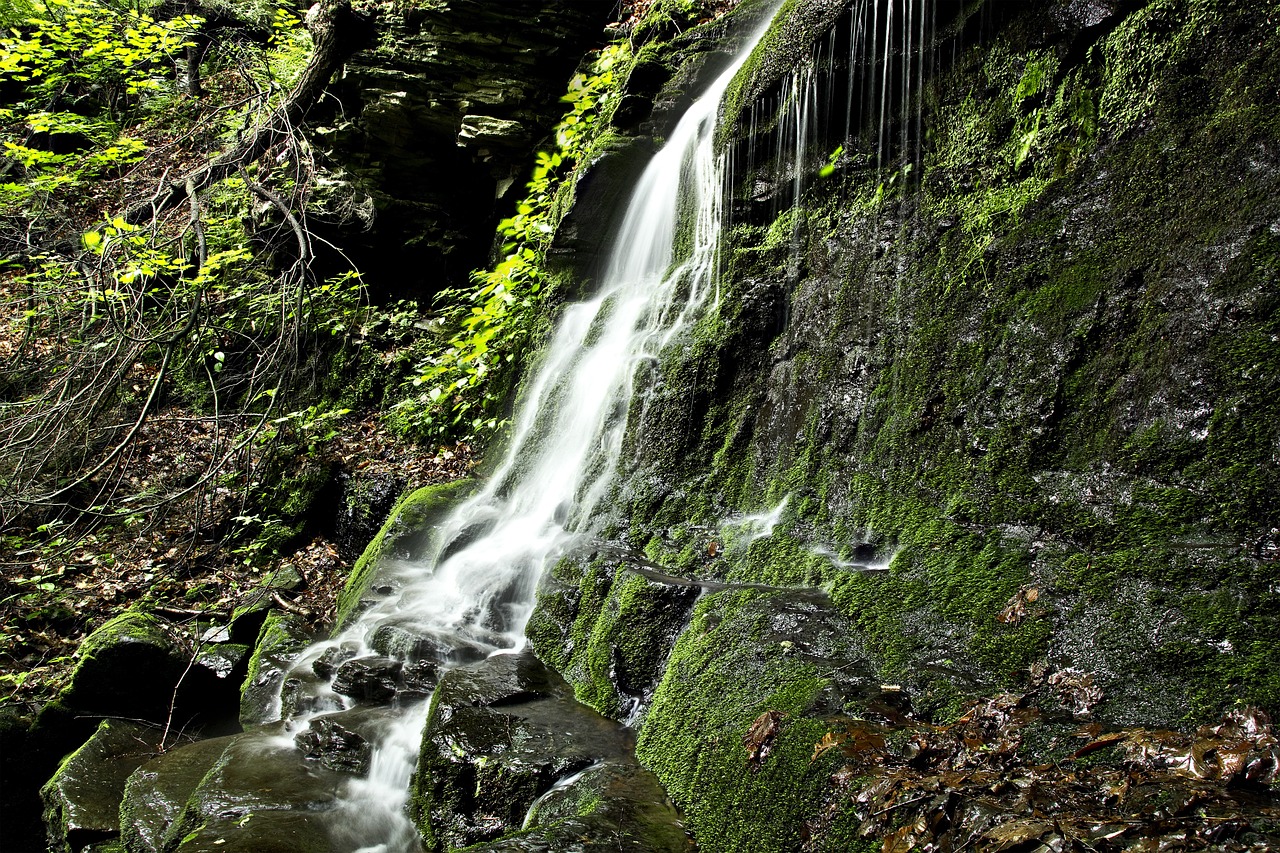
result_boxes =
[262,5,787,851]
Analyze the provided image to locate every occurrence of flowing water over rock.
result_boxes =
[123,5,789,852]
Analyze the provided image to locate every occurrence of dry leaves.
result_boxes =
[801,689,1279,853]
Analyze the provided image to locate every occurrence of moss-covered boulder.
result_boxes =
[336,479,474,629]
[56,610,243,733]
[58,612,183,724]
[41,719,157,853]
[238,611,312,727]
[409,651,687,853]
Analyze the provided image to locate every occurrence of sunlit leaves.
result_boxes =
[0,0,199,103]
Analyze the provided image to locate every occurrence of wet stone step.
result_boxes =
[370,622,491,666]
[331,655,402,703]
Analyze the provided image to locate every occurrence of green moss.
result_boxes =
[74,610,174,663]
[635,589,848,853]
[527,554,699,721]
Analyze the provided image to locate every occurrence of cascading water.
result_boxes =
[251,4,787,851]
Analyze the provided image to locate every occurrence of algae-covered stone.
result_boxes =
[41,719,157,853]
[336,479,474,629]
[238,611,312,727]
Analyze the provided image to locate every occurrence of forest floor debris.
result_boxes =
[0,418,474,712]
[803,688,1280,852]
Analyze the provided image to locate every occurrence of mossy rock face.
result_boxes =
[335,479,475,630]
[41,719,158,853]
[409,651,687,853]
[591,0,1280,738]
[526,552,700,721]
[315,0,614,301]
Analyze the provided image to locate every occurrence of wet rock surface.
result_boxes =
[331,654,401,703]
[333,469,408,563]
[294,718,372,775]
[42,720,158,853]
[122,729,349,853]
[410,651,687,852]
[120,736,234,853]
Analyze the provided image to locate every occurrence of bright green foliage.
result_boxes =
[0,0,197,215]
[389,41,632,445]
[0,0,198,109]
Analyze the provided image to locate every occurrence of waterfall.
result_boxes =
[257,4,787,851]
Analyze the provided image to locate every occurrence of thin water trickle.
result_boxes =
[254,4,788,850]
[722,494,791,549]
